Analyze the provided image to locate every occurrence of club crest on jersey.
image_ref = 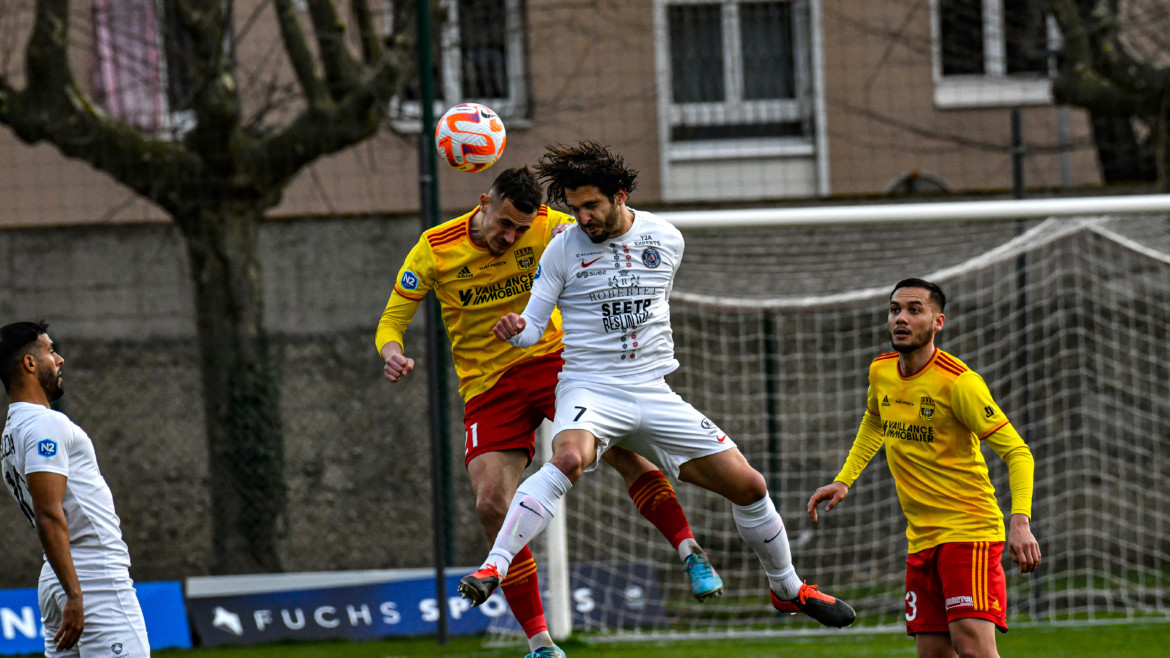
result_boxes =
[919,396,935,420]
[400,270,419,290]
[641,247,662,268]
[514,247,536,270]
[37,439,58,457]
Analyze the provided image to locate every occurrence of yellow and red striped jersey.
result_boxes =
[376,205,574,402]
[834,348,1034,552]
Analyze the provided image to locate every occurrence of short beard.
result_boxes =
[582,204,623,244]
[37,364,63,401]
[891,332,931,354]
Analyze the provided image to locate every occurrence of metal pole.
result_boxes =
[1011,108,1025,200]
[763,313,781,497]
[415,0,451,644]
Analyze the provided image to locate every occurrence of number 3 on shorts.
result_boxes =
[573,406,587,421]
[905,590,918,621]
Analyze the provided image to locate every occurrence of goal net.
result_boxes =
[489,200,1170,642]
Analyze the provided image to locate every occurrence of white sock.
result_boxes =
[528,630,554,652]
[733,495,802,599]
[484,464,573,578]
[677,537,702,561]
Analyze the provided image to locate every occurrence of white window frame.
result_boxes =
[386,0,528,129]
[655,0,814,159]
[89,0,204,140]
[931,0,1058,109]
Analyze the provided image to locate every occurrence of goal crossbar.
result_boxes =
[657,194,1170,228]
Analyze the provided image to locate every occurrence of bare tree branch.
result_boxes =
[1050,0,1170,103]
[272,0,328,106]
[304,0,362,96]
[351,0,382,64]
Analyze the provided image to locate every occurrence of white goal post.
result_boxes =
[505,194,1170,644]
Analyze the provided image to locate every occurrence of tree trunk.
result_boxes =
[180,204,286,574]
[1089,111,1157,183]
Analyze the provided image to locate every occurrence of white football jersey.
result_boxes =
[515,209,683,384]
[1,402,131,579]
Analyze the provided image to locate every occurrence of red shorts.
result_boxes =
[462,352,562,466]
[905,541,1008,635]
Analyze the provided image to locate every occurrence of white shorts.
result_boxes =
[551,377,735,478]
[39,565,151,658]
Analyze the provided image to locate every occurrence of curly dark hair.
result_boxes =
[487,166,542,214]
[535,141,639,207]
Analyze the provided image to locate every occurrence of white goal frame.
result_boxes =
[533,193,1170,642]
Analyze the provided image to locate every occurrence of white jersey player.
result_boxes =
[459,141,856,631]
[506,208,681,385]
[1,322,150,657]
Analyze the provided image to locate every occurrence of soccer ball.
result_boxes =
[435,103,507,173]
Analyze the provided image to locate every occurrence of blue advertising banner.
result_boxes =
[186,571,509,647]
[0,581,192,656]
[186,562,666,647]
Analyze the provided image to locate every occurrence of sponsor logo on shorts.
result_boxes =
[945,595,974,610]
[111,642,124,655]
[37,439,57,458]
[400,270,419,290]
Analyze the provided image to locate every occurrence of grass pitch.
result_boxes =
[138,622,1170,657]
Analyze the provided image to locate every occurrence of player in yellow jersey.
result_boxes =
[376,167,720,658]
[807,278,1041,658]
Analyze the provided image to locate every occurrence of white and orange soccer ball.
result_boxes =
[435,102,506,173]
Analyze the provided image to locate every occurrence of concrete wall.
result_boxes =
[0,215,489,587]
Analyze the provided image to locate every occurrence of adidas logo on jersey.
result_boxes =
[881,395,890,407]
[456,266,473,279]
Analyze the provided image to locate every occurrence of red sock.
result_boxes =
[500,546,548,638]
[628,470,694,549]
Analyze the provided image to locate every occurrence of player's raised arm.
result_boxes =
[376,236,436,383]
